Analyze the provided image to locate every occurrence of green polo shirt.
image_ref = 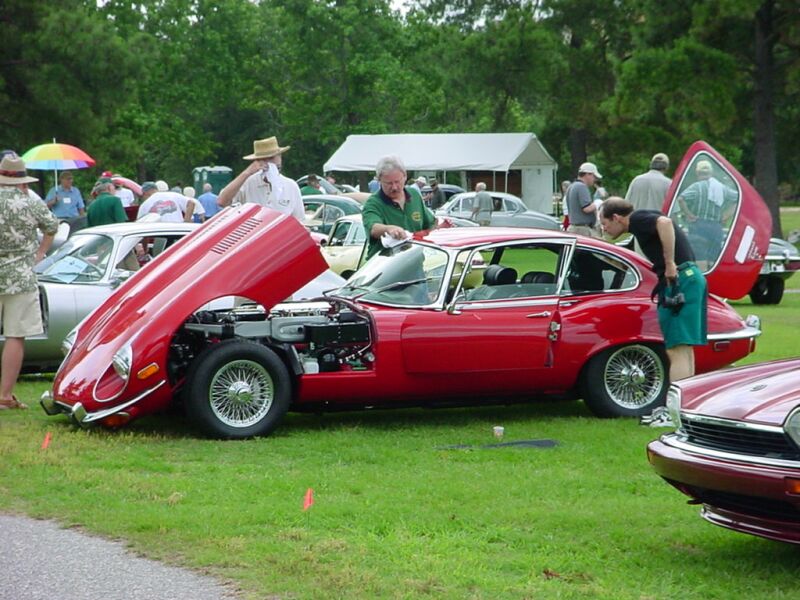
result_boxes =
[299,185,322,195]
[87,192,128,227]
[362,186,435,259]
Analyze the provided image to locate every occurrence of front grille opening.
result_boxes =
[681,418,800,461]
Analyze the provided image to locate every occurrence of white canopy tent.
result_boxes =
[323,133,558,213]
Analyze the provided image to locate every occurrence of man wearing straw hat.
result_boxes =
[0,155,59,410]
[217,136,304,222]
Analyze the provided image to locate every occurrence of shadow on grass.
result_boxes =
[85,398,595,441]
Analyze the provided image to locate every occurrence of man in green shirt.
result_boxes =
[299,174,323,196]
[87,178,128,227]
[362,155,436,259]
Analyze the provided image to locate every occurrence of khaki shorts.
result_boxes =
[0,291,44,338]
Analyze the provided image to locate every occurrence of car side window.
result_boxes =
[330,221,351,245]
[461,244,563,301]
[563,248,637,294]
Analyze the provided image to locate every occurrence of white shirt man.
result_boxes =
[115,186,135,207]
[216,137,305,222]
[137,190,203,223]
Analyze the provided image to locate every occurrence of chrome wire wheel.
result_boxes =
[602,345,665,410]
[208,359,274,428]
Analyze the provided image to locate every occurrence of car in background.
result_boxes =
[749,237,800,304]
[647,358,800,544]
[5,222,199,373]
[321,214,367,278]
[302,194,362,235]
[321,214,478,278]
[437,191,561,230]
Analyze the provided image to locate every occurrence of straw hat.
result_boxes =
[0,155,38,185]
[243,137,290,160]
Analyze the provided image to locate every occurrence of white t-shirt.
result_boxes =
[115,187,135,207]
[233,170,304,222]
[137,192,204,222]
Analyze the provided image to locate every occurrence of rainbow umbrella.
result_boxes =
[21,142,96,170]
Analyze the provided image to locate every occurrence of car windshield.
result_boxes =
[38,234,115,283]
[334,242,449,306]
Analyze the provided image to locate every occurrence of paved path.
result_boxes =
[0,515,240,600]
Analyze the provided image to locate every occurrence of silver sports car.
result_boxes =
[5,222,200,373]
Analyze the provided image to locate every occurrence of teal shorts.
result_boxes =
[657,262,707,349]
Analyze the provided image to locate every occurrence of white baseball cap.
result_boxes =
[579,162,602,179]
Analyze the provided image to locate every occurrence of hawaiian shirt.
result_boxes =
[0,186,59,294]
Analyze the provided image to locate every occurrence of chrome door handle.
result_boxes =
[526,311,551,318]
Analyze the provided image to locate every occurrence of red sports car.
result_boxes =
[647,358,800,544]
[41,142,770,438]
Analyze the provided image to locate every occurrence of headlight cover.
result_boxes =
[61,327,78,357]
[666,385,682,430]
[785,407,800,448]
[112,343,133,380]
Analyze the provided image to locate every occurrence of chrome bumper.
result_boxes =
[40,381,164,427]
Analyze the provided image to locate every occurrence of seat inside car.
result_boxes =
[521,271,555,284]
[483,264,517,286]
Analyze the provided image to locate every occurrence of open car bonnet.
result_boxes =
[65,204,327,365]
[662,141,772,299]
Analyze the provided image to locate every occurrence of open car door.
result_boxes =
[662,141,772,299]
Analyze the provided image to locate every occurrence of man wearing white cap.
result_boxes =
[565,162,603,239]
[217,136,304,222]
[0,155,59,409]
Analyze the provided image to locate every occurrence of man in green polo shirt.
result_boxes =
[362,155,436,259]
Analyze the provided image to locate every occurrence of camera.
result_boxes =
[661,291,685,312]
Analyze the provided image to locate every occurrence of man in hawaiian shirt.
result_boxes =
[0,155,59,409]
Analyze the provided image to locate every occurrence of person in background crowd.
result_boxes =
[217,137,304,222]
[600,197,707,381]
[421,185,433,207]
[87,178,127,227]
[155,180,169,192]
[197,183,220,220]
[0,150,42,203]
[0,155,59,409]
[182,186,205,223]
[137,182,203,223]
[362,155,435,260]
[625,152,671,212]
[471,182,493,225]
[114,180,136,207]
[325,173,337,186]
[45,171,85,220]
[413,176,427,193]
[559,180,571,229]
[565,162,602,239]
[367,174,380,194]
[676,159,738,268]
[299,174,323,196]
[429,179,446,210]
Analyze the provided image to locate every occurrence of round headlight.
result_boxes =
[61,327,78,357]
[785,408,800,447]
[666,385,682,429]
[112,344,133,380]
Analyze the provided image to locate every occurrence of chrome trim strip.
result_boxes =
[79,380,165,424]
[681,412,784,433]
[661,432,800,469]
[707,326,761,341]
[460,298,559,310]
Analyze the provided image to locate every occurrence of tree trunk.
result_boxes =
[753,0,781,238]
[568,128,588,177]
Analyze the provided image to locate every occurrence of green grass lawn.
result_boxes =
[2,211,800,599]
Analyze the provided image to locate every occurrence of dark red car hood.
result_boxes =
[58,205,327,392]
[679,358,800,426]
